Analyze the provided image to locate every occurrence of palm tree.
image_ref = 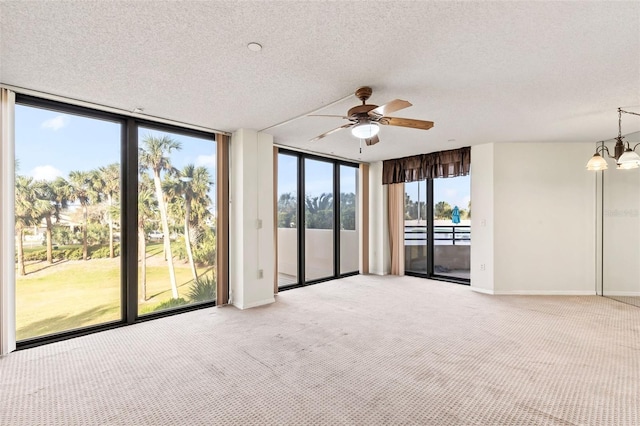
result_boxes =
[138,187,157,301]
[68,170,100,260]
[166,164,212,282]
[139,134,182,299]
[98,163,120,258]
[15,176,49,276]
[305,192,333,229]
[36,177,71,264]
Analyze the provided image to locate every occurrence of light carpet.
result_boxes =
[1,275,638,425]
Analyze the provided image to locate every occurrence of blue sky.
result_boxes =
[16,103,468,211]
[15,104,217,206]
[278,151,470,209]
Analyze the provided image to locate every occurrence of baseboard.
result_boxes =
[602,291,640,297]
[233,297,276,310]
[470,286,494,295]
[491,290,597,296]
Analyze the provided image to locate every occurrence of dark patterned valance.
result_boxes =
[382,147,471,184]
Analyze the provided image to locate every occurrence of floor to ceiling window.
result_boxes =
[276,153,298,287]
[13,95,219,347]
[277,149,359,288]
[404,175,471,283]
[305,158,335,281]
[137,127,217,315]
[14,100,123,340]
[339,165,359,274]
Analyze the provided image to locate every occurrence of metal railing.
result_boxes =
[405,225,471,245]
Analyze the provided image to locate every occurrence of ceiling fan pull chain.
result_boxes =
[359,138,362,154]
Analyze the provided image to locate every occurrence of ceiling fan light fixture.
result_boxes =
[351,122,380,139]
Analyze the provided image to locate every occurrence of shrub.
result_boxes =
[90,244,120,259]
[64,247,83,260]
[24,249,47,262]
[153,297,188,312]
[187,275,217,302]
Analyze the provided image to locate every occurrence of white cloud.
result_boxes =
[195,154,216,167]
[41,115,69,131]
[459,195,471,209]
[445,188,458,198]
[30,165,63,181]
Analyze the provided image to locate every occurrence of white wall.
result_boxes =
[0,89,16,355]
[472,142,597,294]
[368,161,390,275]
[229,129,275,309]
[470,144,495,293]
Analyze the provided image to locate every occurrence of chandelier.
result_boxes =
[586,108,640,171]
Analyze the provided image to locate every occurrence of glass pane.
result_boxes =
[138,127,216,315]
[340,165,359,274]
[15,104,122,340]
[305,159,334,281]
[404,181,428,274]
[277,153,298,287]
[433,175,471,280]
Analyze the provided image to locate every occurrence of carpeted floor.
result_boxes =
[1,275,638,425]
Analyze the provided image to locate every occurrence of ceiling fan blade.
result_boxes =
[381,117,434,130]
[307,114,350,119]
[365,135,380,146]
[368,99,412,118]
[310,123,352,142]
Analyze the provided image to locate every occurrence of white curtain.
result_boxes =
[0,88,16,355]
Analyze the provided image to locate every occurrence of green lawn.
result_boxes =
[16,243,213,340]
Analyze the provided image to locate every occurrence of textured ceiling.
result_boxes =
[1,1,639,162]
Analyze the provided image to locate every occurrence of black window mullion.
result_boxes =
[333,164,340,278]
[426,179,434,277]
[124,119,138,324]
[298,154,305,285]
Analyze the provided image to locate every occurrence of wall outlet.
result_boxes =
[257,269,264,279]
[480,264,486,271]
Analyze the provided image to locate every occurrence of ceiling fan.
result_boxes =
[309,86,434,146]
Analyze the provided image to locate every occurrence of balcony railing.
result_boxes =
[405,225,471,245]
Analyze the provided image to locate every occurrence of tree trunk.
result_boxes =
[139,226,147,301]
[108,193,114,258]
[184,201,198,282]
[153,172,178,299]
[45,215,53,264]
[17,228,26,276]
[82,205,88,260]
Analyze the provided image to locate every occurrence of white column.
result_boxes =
[470,143,495,294]
[368,161,390,275]
[0,89,16,355]
[229,129,275,309]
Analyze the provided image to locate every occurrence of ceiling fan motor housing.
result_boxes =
[348,104,379,119]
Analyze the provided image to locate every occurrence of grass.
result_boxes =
[15,242,214,340]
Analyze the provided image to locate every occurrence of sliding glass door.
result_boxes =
[404,175,471,283]
[433,176,471,281]
[404,180,428,274]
